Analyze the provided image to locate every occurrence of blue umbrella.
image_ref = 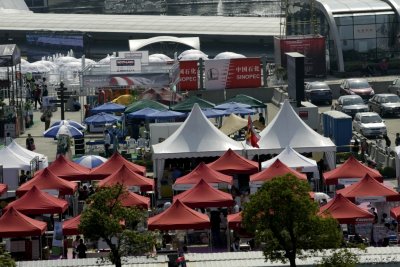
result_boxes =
[84,112,121,125]
[214,101,252,110]
[201,108,227,118]
[224,107,256,116]
[51,120,86,130]
[127,107,160,119]
[91,102,125,114]
[74,155,107,168]
[146,110,186,120]
[43,124,83,138]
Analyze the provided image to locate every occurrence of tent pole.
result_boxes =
[39,235,42,260]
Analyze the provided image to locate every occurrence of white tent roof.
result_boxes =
[152,104,244,159]
[248,100,336,156]
[7,140,48,169]
[261,146,317,170]
[0,146,31,170]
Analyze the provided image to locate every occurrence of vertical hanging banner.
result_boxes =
[204,58,261,90]
[179,60,198,91]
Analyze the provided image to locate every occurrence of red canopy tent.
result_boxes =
[323,156,382,185]
[0,184,7,195]
[337,174,400,202]
[207,148,259,175]
[119,191,150,209]
[173,179,234,208]
[90,152,146,179]
[318,194,374,224]
[35,155,91,181]
[173,162,232,190]
[227,212,243,230]
[62,215,81,236]
[0,207,47,238]
[390,206,400,221]
[16,168,78,196]
[97,165,154,191]
[148,200,210,230]
[250,159,307,185]
[4,186,69,215]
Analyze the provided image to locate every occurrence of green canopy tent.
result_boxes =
[223,94,266,108]
[124,99,169,114]
[171,96,215,112]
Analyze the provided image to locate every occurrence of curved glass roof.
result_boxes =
[316,0,393,14]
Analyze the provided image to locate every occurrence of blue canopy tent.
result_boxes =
[146,110,186,120]
[84,112,122,125]
[201,108,227,118]
[224,107,255,116]
[126,108,160,119]
[214,101,251,110]
[91,102,125,114]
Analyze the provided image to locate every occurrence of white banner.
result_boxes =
[110,58,142,73]
[119,51,149,65]
[204,59,229,90]
[338,178,361,185]
[355,196,386,203]
[354,24,376,39]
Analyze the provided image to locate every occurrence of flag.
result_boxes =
[246,115,260,148]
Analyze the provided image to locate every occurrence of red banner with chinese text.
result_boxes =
[179,60,198,91]
[226,58,261,89]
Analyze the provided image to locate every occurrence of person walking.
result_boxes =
[43,108,52,130]
[33,84,42,110]
[258,113,266,126]
[76,239,87,258]
[72,236,80,259]
[395,133,400,147]
[26,133,35,151]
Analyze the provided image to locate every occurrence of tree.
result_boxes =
[0,244,15,267]
[318,248,359,267]
[79,184,156,267]
[243,175,343,267]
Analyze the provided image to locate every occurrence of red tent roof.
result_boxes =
[390,206,400,220]
[337,174,400,202]
[90,152,146,179]
[250,159,307,183]
[0,184,7,195]
[227,212,243,230]
[174,162,232,187]
[62,215,81,236]
[207,149,259,175]
[97,165,154,191]
[119,191,150,209]
[4,186,69,215]
[16,168,78,196]
[173,179,234,208]
[323,156,382,185]
[35,155,91,181]
[318,194,374,224]
[0,207,47,238]
[148,199,210,230]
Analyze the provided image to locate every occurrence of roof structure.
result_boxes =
[148,200,210,230]
[0,207,47,238]
[16,168,78,196]
[0,146,32,170]
[90,152,146,178]
[227,212,243,230]
[319,194,375,224]
[97,165,154,191]
[173,179,234,208]
[173,162,233,190]
[337,174,400,202]
[323,156,382,185]
[7,140,48,168]
[0,184,7,195]
[171,96,215,112]
[250,159,307,184]
[119,191,150,209]
[207,148,259,175]
[36,155,91,181]
[62,215,81,236]
[5,186,68,215]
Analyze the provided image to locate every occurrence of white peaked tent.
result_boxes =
[247,100,336,169]
[7,141,48,169]
[261,146,320,180]
[152,104,244,188]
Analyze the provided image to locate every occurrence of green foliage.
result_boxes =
[379,166,396,178]
[317,248,359,267]
[243,175,343,267]
[0,244,15,267]
[79,185,156,267]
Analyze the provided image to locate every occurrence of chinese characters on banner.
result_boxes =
[179,60,198,91]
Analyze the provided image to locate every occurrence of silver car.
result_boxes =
[334,95,369,117]
[368,93,400,117]
[353,112,387,138]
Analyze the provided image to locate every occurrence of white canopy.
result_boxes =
[7,140,48,169]
[261,146,320,180]
[0,146,32,170]
[247,100,336,168]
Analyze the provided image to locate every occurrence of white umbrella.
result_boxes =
[43,124,83,138]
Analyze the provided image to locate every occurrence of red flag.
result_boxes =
[246,116,260,148]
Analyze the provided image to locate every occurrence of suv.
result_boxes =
[388,78,400,96]
[334,95,369,117]
[353,112,387,138]
[368,93,400,117]
[340,78,374,102]
[305,82,332,105]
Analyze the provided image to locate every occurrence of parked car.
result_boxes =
[388,77,400,96]
[353,112,387,138]
[334,95,369,117]
[340,78,375,102]
[368,93,400,117]
[305,81,332,105]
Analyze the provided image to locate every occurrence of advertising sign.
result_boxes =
[110,58,142,73]
[179,60,198,91]
[82,73,170,88]
[204,58,261,90]
[119,51,149,65]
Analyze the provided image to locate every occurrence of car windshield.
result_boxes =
[382,95,400,103]
[361,115,382,123]
[349,80,370,89]
[343,98,364,105]
[310,83,329,90]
